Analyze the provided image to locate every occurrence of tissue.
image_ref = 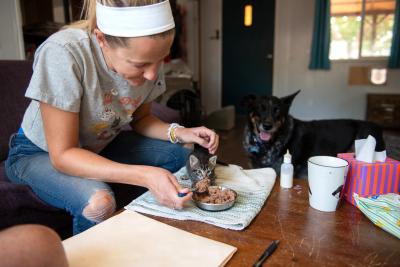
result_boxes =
[355,135,386,163]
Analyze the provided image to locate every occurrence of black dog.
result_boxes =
[242,91,385,177]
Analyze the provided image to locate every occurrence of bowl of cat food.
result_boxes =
[193,185,237,211]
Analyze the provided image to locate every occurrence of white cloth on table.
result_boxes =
[125,164,276,230]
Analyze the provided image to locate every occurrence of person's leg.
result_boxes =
[0,224,69,267]
[5,133,116,235]
[100,131,191,172]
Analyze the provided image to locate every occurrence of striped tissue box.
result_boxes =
[338,153,400,207]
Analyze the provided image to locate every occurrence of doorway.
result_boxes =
[222,0,275,113]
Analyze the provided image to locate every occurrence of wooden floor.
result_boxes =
[215,115,251,169]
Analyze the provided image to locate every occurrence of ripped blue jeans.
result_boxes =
[5,130,190,235]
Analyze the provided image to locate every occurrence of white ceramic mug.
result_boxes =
[308,156,349,212]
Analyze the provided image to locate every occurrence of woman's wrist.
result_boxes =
[174,126,186,143]
[167,123,184,143]
[127,165,153,188]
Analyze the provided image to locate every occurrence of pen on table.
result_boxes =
[253,240,280,267]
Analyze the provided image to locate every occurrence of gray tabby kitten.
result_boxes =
[186,144,218,190]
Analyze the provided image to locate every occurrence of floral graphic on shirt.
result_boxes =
[90,90,141,142]
[111,88,118,96]
[119,97,131,105]
[119,96,142,118]
[111,116,121,129]
[90,122,109,133]
[130,96,142,108]
[97,130,113,140]
[103,92,113,105]
[122,109,133,116]
[96,116,122,141]
[99,107,116,121]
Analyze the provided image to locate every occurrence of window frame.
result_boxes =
[330,0,395,61]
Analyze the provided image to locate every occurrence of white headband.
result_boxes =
[96,0,175,37]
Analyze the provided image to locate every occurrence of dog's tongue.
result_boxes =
[259,131,271,141]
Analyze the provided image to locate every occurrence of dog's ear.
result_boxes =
[281,90,300,106]
[241,94,257,109]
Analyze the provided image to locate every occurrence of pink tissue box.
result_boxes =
[337,153,400,206]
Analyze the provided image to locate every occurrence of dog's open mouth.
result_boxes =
[259,131,272,141]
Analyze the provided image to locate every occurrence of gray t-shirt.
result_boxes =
[21,28,166,153]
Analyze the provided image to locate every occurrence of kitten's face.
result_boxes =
[189,154,217,180]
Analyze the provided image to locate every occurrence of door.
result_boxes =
[200,0,222,115]
[222,0,275,113]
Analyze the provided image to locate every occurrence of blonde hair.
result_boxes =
[68,0,175,47]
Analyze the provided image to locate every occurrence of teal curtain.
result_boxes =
[309,0,331,70]
[388,0,400,69]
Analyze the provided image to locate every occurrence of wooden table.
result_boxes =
[150,179,400,267]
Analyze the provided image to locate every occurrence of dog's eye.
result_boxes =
[273,107,280,116]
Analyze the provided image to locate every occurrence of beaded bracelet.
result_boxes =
[167,123,184,143]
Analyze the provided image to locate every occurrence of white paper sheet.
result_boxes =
[63,211,237,267]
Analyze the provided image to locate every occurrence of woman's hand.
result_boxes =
[142,166,192,209]
[175,126,219,154]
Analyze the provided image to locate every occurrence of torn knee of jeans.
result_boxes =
[82,190,116,223]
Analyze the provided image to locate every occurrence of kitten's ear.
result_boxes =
[209,155,217,167]
[189,155,200,169]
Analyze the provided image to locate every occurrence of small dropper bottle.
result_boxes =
[280,150,293,188]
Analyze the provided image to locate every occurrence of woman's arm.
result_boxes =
[129,102,170,141]
[132,102,220,154]
[40,102,192,209]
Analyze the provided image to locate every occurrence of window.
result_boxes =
[330,0,396,60]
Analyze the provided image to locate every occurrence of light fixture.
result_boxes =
[244,5,253,27]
